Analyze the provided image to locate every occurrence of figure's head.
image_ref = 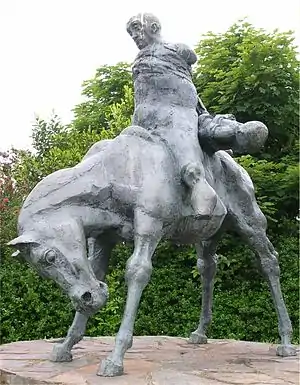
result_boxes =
[7,219,108,315]
[126,13,161,49]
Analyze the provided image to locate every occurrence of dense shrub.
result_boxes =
[1,229,298,344]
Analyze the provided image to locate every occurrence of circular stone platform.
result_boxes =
[0,337,299,384]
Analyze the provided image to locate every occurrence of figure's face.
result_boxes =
[127,14,161,49]
[8,224,108,315]
[127,17,148,49]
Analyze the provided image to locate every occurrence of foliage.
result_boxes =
[1,227,298,344]
[194,21,299,158]
[13,87,134,192]
[237,149,299,222]
[31,114,66,157]
[72,63,132,132]
[1,21,299,346]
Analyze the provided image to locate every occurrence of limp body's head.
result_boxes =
[8,217,108,315]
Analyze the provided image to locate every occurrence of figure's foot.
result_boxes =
[276,344,297,357]
[97,358,124,377]
[191,181,217,219]
[194,213,211,220]
[188,331,208,344]
[50,343,73,362]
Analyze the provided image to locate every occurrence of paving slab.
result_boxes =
[0,337,299,384]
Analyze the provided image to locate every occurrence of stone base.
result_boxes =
[0,337,299,384]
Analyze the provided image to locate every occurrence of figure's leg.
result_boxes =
[189,238,219,344]
[159,121,217,218]
[232,208,296,357]
[51,238,114,362]
[181,162,217,218]
[98,209,162,377]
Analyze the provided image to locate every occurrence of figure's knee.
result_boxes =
[181,162,203,187]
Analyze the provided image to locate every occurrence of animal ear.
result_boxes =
[7,233,39,249]
[7,234,39,261]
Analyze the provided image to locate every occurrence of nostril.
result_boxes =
[81,291,92,303]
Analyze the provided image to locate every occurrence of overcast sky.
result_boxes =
[0,0,299,152]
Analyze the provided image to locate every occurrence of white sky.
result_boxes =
[0,0,299,152]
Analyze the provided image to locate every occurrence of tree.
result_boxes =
[72,62,132,133]
[193,21,299,158]
[31,114,66,157]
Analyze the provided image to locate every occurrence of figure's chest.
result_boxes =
[134,44,181,67]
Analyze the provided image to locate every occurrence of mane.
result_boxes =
[21,153,105,214]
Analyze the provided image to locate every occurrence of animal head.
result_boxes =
[7,222,108,315]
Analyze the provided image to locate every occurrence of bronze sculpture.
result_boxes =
[8,13,296,377]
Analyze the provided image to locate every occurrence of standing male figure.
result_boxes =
[126,13,217,218]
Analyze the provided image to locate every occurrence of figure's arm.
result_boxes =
[176,43,197,65]
[196,97,209,115]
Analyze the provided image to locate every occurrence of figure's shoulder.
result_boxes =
[161,41,178,51]
[174,42,192,51]
[160,41,197,65]
[134,41,197,65]
[174,42,198,65]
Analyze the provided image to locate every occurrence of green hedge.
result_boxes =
[1,224,298,345]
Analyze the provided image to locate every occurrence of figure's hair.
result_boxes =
[126,13,162,34]
[143,13,161,30]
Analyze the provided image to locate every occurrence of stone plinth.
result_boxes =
[0,337,299,384]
